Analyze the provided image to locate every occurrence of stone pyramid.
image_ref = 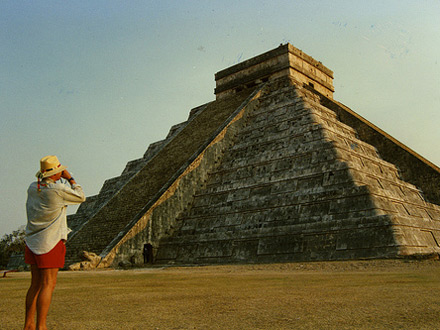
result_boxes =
[66,44,440,269]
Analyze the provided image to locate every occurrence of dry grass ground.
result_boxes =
[2,260,440,330]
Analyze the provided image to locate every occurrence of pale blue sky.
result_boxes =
[1,1,439,236]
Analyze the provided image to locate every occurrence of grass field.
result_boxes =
[2,260,440,329]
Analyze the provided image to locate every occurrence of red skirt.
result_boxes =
[25,240,66,269]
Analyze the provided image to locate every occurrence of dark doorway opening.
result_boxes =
[143,244,154,264]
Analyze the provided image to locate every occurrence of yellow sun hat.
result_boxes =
[36,155,67,179]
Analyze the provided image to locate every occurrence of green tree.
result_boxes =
[0,227,26,269]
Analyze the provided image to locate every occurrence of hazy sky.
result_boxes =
[1,1,439,236]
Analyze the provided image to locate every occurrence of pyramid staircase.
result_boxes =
[65,88,258,266]
[155,78,440,263]
[67,106,205,235]
[66,44,440,268]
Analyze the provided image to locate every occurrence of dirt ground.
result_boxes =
[2,259,440,329]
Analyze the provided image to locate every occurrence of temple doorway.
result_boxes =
[143,243,154,264]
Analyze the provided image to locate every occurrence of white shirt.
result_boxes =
[25,179,86,254]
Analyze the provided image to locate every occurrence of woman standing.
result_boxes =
[24,155,85,330]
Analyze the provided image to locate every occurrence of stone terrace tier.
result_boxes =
[65,88,256,266]
[155,78,440,264]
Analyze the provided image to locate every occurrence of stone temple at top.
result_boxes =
[65,43,440,269]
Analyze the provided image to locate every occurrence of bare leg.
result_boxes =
[36,268,59,330]
[24,265,41,330]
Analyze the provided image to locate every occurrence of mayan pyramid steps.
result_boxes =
[65,88,258,266]
[67,105,206,235]
[66,43,440,268]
